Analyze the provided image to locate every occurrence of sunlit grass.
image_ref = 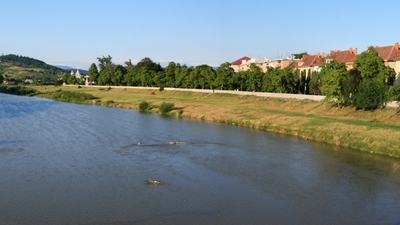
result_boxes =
[30,85,400,157]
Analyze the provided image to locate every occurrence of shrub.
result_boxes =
[139,101,152,112]
[0,85,36,96]
[104,100,114,106]
[388,84,400,101]
[51,91,96,103]
[159,102,174,115]
[351,80,388,110]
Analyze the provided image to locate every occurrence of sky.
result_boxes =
[1,0,400,70]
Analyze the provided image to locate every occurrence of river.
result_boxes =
[0,93,400,225]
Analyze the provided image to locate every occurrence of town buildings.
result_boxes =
[230,42,400,80]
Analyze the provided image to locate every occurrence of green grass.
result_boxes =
[29,85,400,158]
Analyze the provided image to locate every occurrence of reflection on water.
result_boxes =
[0,93,400,225]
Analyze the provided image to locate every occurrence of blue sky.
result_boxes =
[1,0,399,69]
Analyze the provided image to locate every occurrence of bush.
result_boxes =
[139,101,152,112]
[0,85,36,96]
[51,90,96,103]
[351,80,388,110]
[159,102,174,115]
[388,84,400,101]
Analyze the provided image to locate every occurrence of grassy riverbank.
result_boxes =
[31,85,400,158]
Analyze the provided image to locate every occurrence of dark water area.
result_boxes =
[0,93,400,225]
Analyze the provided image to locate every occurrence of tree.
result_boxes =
[262,67,280,92]
[309,70,322,95]
[136,57,163,72]
[112,65,126,85]
[233,71,247,91]
[97,55,115,85]
[177,65,193,88]
[67,75,77,84]
[350,47,396,109]
[246,64,263,91]
[88,63,99,84]
[215,62,235,90]
[199,65,216,90]
[352,79,388,110]
[292,52,307,59]
[320,60,349,105]
[279,65,299,93]
[164,61,176,87]
[354,46,395,82]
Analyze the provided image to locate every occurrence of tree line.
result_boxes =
[62,49,400,111]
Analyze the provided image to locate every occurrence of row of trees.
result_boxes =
[78,48,400,110]
[81,56,306,94]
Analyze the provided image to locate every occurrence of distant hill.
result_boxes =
[54,65,89,75]
[0,54,67,84]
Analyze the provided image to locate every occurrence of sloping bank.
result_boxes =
[33,85,400,158]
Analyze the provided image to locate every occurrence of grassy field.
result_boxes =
[31,85,400,158]
[0,63,47,79]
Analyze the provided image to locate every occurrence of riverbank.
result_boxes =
[31,85,400,158]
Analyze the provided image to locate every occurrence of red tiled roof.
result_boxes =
[375,42,400,61]
[326,48,357,64]
[297,53,324,68]
[231,56,251,65]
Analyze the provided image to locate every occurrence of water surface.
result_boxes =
[0,93,399,224]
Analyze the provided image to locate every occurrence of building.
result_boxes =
[71,69,82,79]
[326,48,358,70]
[238,58,269,72]
[230,56,295,73]
[230,56,251,72]
[296,53,325,76]
[374,42,400,79]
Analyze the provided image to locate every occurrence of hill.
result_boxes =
[54,65,89,75]
[0,54,66,84]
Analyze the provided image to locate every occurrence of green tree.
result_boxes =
[177,65,193,88]
[233,71,247,91]
[320,60,349,105]
[215,62,235,90]
[246,64,263,91]
[67,75,77,84]
[164,61,176,87]
[198,65,216,90]
[89,63,99,84]
[123,60,139,86]
[292,52,307,59]
[309,70,322,95]
[352,79,388,110]
[136,57,163,72]
[354,46,396,82]
[281,65,299,93]
[97,55,115,85]
[350,47,396,109]
[262,67,280,92]
[112,65,126,85]
[138,67,151,86]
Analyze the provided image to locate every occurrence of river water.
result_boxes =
[0,93,400,225]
